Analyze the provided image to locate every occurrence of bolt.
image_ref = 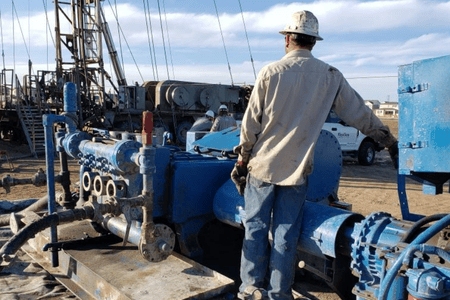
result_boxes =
[427,276,443,291]
[159,242,169,253]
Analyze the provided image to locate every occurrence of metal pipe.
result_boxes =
[44,115,60,267]
[102,216,141,245]
[0,196,48,227]
[77,139,139,173]
[139,112,156,248]
[63,81,77,114]
[378,214,450,300]
[0,169,47,193]
[42,83,78,267]
[56,128,74,209]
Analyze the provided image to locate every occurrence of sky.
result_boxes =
[1,0,449,102]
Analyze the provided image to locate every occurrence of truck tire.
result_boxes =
[358,140,376,166]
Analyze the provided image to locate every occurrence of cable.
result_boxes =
[0,10,5,70]
[42,0,55,46]
[147,0,160,80]
[42,0,55,72]
[238,0,256,80]
[106,0,144,82]
[162,0,175,79]
[28,0,30,54]
[114,0,125,81]
[213,0,234,85]
[400,214,447,243]
[46,0,48,69]
[12,1,31,60]
[142,0,157,81]
[156,0,170,80]
[12,1,15,72]
[346,75,398,80]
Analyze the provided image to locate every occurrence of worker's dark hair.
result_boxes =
[289,33,316,49]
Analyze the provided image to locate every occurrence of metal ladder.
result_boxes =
[17,104,45,158]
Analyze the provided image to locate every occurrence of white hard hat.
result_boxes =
[218,104,228,112]
[205,110,214,118]
[279,11,323,41]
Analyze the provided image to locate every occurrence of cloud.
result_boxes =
[4,1,450,49]
[2,0,449,103]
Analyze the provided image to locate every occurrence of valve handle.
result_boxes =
[142,112,153,146]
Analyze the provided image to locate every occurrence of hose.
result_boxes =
[378,214,450,300]
[403,244,450,266]
[0,195,49,227]
[0,206,94,266]
[400,213,447,243]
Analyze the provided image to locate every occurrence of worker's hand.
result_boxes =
[231,162,248,196]
[388,141,399,170]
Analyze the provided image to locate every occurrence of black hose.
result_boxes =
[0,206,94,264]
[0,195,49,227]
[400,213,448,243]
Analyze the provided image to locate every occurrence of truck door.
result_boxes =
[323,111,359,151]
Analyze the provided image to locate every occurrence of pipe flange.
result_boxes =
[82,172,97,192]
[106,180,127,198]
[93,175,109,196]
[139,224,176,263]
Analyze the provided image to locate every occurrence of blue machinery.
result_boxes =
[0,55,450,300]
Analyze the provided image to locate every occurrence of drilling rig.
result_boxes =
[51,0,251,144]
[1,0,252,153]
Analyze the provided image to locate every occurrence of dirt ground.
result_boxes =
[1,117,449,299]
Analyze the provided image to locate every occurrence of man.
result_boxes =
[231,11,398,300]
[210,104,237,132]
[190,110,215,132]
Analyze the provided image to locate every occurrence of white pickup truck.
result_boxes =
[322,111,384,165]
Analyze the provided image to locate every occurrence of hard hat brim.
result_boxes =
[279,30,323,41]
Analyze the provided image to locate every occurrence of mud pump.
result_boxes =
[1,55,450,300]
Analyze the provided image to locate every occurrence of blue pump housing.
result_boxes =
[46,59,450,300]
[212,129,343,228]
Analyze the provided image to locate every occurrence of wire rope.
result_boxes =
[28,0,30,55]
[42,0,56,47]
[213,0,234,85]
[114,0,126,80]
[12,1,15,72]
[142,0,157,80]
[238,0,256,80]
[0,11,5,70]
[12,1,31,61]
[146,0,159,80]
[106,0,144,82]
[162,0,175,79]
[156,0,170,80]
[346,75,398,79]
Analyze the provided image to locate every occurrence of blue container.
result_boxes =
[398,55,450,189]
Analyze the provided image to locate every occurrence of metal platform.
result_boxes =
[21,220,234,300]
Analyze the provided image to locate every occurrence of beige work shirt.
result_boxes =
[210,115,237,132]
[239,49,396,186]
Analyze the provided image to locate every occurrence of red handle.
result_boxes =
[142,112,153,146]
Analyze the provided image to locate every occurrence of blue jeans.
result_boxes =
[240,173,307,300]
